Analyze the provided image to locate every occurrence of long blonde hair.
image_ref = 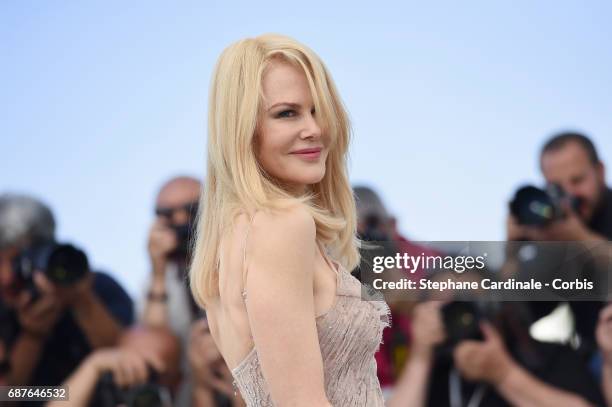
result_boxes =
[190,34,359,307]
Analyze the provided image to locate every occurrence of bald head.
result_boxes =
[156,176,201,208]
[154,176,201,226]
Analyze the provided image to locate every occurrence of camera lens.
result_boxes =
[510,185,556,226]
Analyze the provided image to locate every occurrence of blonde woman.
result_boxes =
[190,34,391,406]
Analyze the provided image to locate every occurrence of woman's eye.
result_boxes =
[277,110,296,118]
[311,108,316,116]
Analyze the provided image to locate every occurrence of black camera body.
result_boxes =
[510,184,582,226]
[440,300,502,353]
[11,241,89,300]
[157,201,198,262]
[168,223,192,260]
[95,369,171,407]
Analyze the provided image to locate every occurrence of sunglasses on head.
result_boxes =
[155,201,199,219]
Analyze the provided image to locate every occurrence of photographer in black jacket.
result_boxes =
[0,193,134,396]
[505,132,612,360]
[387,299,604,407]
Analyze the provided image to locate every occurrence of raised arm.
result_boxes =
[245,205,331,407]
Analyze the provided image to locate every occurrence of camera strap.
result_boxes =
[449,368,487,407]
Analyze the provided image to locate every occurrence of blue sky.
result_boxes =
[2,1,611,298]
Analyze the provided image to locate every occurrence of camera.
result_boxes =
[440,300,501,350]
[510,184,582,226]
[11,240,89,300]
[169,222,192,259]
[95,368,171,407]
[157,201,198,261]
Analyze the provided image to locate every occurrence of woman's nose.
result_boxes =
[300,111,322,139]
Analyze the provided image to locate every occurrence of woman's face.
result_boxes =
[256,60,329,194]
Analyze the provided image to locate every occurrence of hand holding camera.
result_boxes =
[148,201,198,273]
[411,300,515,385]
[12,240,93,305]
[453,322,515,384]
[13,243,96,339]
[15,273,62,339]
[88,347,166,389]
[508,184,592,241]
[90,346,173,407]
[148,217,179,275]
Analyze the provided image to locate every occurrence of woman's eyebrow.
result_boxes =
[267,102,301,111]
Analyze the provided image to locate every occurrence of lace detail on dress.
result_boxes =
[361,281,393,347]
[231,262,390,406]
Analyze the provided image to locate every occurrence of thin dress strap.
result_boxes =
[317,241,340,278]
[241,211,257,301]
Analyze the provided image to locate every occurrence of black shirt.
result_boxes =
[589,187,612,239]
[561,187,612,355]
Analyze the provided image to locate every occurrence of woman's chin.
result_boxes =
[296,173,326,188]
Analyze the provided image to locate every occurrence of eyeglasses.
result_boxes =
[155,201,199,219]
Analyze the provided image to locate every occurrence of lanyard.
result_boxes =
[449,368,487,407]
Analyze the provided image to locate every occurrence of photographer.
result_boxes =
[47,325,181,407]
[506,132,612,357]
[387,298,604,406]
[354,185,441,389]
[142,176,201,334]
[508,132,611,243]
[0,194,134,391]
[142,177,239,406]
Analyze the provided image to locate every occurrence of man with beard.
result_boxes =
[506,132,612,361]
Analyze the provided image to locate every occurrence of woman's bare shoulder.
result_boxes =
[245,203,317,278]
[251,203,315,240]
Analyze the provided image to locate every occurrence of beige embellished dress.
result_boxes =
[231,259,391,406]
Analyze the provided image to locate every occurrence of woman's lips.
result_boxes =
[291,148,322,160]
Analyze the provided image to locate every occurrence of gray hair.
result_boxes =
[0,194,56,249]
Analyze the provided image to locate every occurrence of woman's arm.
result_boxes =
[244,205,332,407]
